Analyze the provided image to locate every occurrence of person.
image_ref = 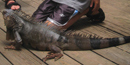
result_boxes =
[5,0,105,30]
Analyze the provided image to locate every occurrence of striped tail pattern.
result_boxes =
[57,35,130,50]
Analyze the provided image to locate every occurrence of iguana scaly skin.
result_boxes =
[2,9,130,62]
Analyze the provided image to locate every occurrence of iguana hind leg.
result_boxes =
[43,45,63,62]
[43,53,63,62]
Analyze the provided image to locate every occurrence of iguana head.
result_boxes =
[2,9,15,28]
[2,9,24,40]
[2,9,24,30]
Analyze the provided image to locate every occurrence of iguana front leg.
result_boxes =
[43,45,63,62]
[4,45,16,50]
[5,31,22,50]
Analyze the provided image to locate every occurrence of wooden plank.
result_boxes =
[0,13,6,31]
[95,47,130,65]
[100,0,130,34]
[76,23,123,38]
[101,0,130,14]
[84,24,124,37]
[0,1,5,11]
[117,44,130,53]
[0,1,6,33]
[0,54,11,65]
[68,17,129,37]
[98,11,130,36]
[17,0,36,15]
[99,21,130,35]
[21,0,39,9]
[100,0,130,29]
[0,30,45,65]
[32,0,43,4]
[98,4,130,36]
[65,51,116,65]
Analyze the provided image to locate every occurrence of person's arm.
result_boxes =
[5,0,21,10]
[90,0,100,12]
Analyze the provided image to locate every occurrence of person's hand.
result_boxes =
[11,5,20,10]
[7,0,20,10]
[90,0,100,12]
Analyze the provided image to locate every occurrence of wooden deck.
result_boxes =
[0,0,130,65]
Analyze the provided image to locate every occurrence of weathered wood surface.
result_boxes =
[0,53,11,65]
[0,0,130,65]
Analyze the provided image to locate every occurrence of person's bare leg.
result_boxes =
[62,8,90,29]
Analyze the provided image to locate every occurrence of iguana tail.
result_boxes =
[58,36,130,50]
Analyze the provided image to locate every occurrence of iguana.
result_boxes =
[2,9,130,62]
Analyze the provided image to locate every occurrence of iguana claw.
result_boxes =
[4,45,16,50]
[43,53,63,62]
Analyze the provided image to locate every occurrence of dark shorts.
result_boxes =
[32,0,78,26]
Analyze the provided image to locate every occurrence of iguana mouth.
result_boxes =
[2,9,13,14]
[2,9,13,21]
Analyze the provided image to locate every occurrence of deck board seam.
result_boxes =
[0,27,6,33]
[24,47,49,65]
[115,47,130,54]
[63,51,83,65]
[0,52,14,65]
[20,0,37,8]
[98,24,125,36]
[91,50,119,65]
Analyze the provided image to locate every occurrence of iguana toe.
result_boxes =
[4,45,16,50]
[42,53,63,62]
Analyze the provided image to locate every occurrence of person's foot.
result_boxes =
[86,8,105,24]
[5,0,21,10]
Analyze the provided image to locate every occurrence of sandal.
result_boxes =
[86,4,105,23]
[5,0,21,10]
